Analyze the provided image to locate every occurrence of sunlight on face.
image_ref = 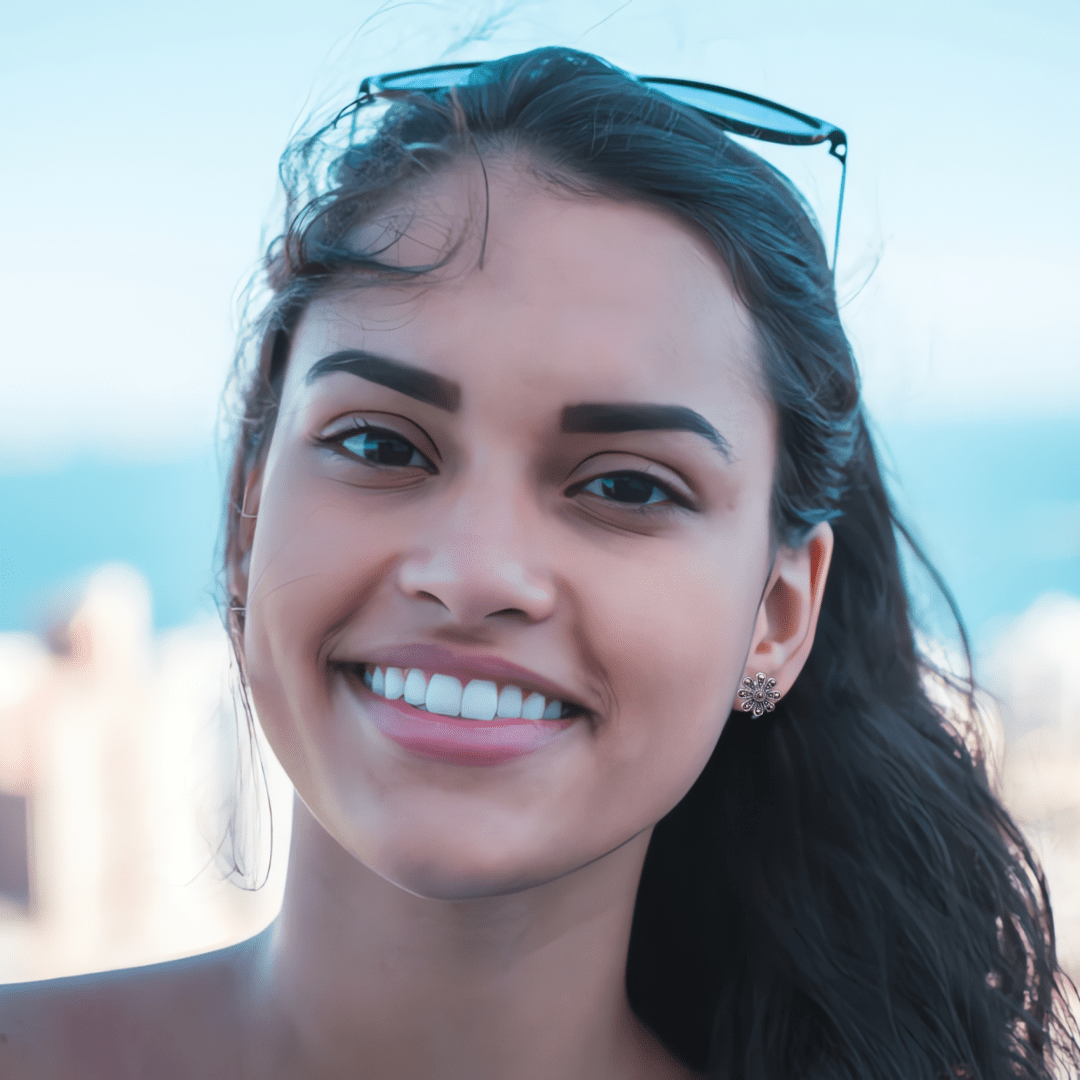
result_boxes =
[242,157,777,899]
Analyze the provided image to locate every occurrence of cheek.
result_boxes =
[241,465,396,765]
[246,454,401,637]
[582,533,768,773]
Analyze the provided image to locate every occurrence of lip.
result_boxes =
[343,670,575,766]
[337,642,588,711]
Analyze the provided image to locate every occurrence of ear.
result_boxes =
[735,522,834,711]
[227,457,267,615]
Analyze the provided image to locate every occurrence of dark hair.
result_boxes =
[221,47,1079,1079]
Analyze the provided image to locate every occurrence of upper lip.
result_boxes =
[335,643,589,712]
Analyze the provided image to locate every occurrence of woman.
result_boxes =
[2,46,1075,1080]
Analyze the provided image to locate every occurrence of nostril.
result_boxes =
[416,591,448,607]
[488,608,529,619]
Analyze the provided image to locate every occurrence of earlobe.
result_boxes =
[736,522,834,710]
[736,671,783,716]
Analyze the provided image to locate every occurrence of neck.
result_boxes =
[249,796,677,1080]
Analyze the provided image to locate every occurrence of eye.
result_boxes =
[324,423,436,472]
[577,471,681,508]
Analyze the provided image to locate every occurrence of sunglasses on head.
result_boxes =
[355,61,848,269]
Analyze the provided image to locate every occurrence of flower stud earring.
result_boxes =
[737,672,782,717]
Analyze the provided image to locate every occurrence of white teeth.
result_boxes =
[496,685,523,718]
[426,674,463,716]
[384,667,405,700]
[403,668,428,707]
[521,692,546,720]
[461,679,499,720]
[364,664,572,721]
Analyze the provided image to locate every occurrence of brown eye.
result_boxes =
[579,472,679,507]
[336,428,435,471]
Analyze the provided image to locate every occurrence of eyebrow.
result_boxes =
[306,350,461,412]
[561,403,732,460]
[305,350,729,459]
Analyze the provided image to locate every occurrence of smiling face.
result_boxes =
[236,157,788,900]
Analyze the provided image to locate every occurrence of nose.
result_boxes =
[395,479,557,627]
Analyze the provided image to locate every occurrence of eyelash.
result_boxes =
[320,422,689,513]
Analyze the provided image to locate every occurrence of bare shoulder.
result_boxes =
[0,929,268,1080]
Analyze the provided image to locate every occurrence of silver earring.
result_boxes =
[738,672,781,717]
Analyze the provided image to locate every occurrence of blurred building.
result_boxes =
[987,594,1080,979]
[0,567,1078,986]
[0,565,289,983]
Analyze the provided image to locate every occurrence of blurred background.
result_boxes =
[1,0,1077,984]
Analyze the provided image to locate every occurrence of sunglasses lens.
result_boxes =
[376,65,478,91]
[642,81,824,141]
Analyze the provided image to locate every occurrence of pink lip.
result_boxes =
[347,642,585,708]
[344,674,575,766]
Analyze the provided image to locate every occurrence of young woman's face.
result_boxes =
[241,159,779,899]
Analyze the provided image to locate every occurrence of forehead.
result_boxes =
[285,158,764,411]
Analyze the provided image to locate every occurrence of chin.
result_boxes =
[359,832,589,902]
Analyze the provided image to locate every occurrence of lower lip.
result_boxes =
[354,687,575,766]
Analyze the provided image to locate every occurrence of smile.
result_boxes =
[342,664,578,766]
[361,664,572,720]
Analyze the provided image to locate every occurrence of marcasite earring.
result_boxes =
[738,672,781,717]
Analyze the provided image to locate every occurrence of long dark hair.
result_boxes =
[221,47,1079,1079]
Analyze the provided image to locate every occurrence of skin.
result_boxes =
[0,156,832,1079]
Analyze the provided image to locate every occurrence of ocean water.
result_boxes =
[876,419,1080,654]
[1,419,1077,662]
[0,449,224,633]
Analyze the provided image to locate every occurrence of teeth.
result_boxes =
[521,692,546,720]
[461,679,498,720]
[426,674,463,716]
[384,667,404,700]
[496,685,523,719]
[362,665,568,721]
[403,668,428,707]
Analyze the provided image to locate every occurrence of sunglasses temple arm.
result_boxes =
[830,137,847,271]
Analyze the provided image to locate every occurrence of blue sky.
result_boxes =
[1,0,1077,468]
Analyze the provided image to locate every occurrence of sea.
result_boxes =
[1,419,1077,672]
